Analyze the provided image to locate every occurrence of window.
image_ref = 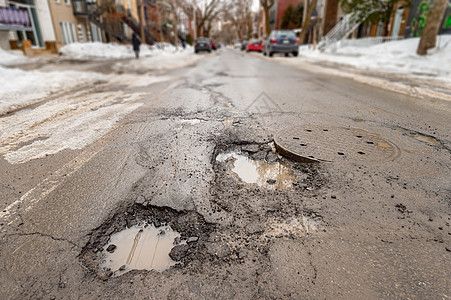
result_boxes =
[65,0,70,4]
[60,21,77,44]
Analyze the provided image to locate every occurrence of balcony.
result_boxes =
[72,0,96,17]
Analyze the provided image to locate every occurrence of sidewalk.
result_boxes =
[269,36,451,102]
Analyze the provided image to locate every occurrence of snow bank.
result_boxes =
[1,42,199,116]
[299,35,451,81]
[0,66,105,115]
[60,42,192,60]
[0,48,31,66]
[112,49,201,72]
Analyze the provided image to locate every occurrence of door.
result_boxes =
[392,6,404,37]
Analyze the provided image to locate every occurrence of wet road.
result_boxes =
[0,48,450,299]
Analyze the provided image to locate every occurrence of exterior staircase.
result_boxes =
[318,10,374,51]
[122,15,158,45]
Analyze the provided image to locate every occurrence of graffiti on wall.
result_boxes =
[410,0,431,37]
[443,3,451,30]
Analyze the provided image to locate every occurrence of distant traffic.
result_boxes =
[195,30,300,58]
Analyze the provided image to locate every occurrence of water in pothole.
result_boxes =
[101,223,181,276]
[216,152,296,189]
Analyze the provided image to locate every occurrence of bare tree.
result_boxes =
[417,0,448,55]
[260,0,275,37]
[168,0,189,50]
[191,0,225,37]
[224,0,253,40]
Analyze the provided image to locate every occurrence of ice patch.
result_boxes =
[0,91,144,164]
[0,66,105,115]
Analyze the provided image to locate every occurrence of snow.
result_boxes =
[0,90,143,164]
[60,42,201,72]
[0,42,199,116]
[0,66,106,115]
[0,42,198,164]
[0,48,32,66]
[59,42,191,60]
[298,35,451,82]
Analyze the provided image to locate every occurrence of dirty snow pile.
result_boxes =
[0,66,105,115]
[298,35,451,82]
[60,42,192,60]
[0,48,31,66]
[60,42,200,71]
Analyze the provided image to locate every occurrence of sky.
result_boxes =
[252,0,259,12]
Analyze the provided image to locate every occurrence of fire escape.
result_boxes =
[71,0,160,45]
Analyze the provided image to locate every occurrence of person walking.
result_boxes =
[132,33,141,59]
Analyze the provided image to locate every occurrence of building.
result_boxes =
[405,0,451,37]
[258,0,304,37]
[318,0,451,41]
[0,0,56,52]
[0,0,103,54]
[269,0,305,31]
[47,0,91,48]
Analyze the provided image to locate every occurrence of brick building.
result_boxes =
[259,0,305,37]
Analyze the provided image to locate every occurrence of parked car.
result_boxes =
[241,40,248,51]
[263,30,299,57]
[210,38,217,50]
[246,39,263,52]
[194,38,212,53]
[234,40,242,49]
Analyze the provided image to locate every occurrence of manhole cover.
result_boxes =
[274,126,400,163]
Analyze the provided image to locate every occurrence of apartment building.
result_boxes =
[269,0,305,31]
[0,0,102,54]
[0,0,55,52]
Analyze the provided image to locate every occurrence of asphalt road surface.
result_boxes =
[1,48,450,299]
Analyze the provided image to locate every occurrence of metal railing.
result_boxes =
[326,36,405,51]
[72,0,88,16]
[318,10,375,51]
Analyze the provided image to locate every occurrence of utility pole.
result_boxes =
[139,0,146,44]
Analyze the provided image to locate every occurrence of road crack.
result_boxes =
[4,231,79,249]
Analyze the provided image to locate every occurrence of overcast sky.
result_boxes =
[252,0,260,12]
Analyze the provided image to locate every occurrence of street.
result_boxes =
[1,48,450,299]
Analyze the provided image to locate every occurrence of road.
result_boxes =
[0,48,450,299]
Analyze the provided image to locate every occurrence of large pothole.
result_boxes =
[81,204,215,280]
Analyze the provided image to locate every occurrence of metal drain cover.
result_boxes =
[274,126,400,163]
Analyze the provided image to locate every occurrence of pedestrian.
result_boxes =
[132,33,141,59]
[181,39,186,49]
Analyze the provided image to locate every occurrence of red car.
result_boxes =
[247,39,263,52]
[209,38,217,50]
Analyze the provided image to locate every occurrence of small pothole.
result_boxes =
[216,151,296,189]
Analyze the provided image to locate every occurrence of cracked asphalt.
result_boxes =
[0,48,450,299]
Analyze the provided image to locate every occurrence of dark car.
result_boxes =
[194,38,212,53]
[241,40,248,51]
[263,30,299,57]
